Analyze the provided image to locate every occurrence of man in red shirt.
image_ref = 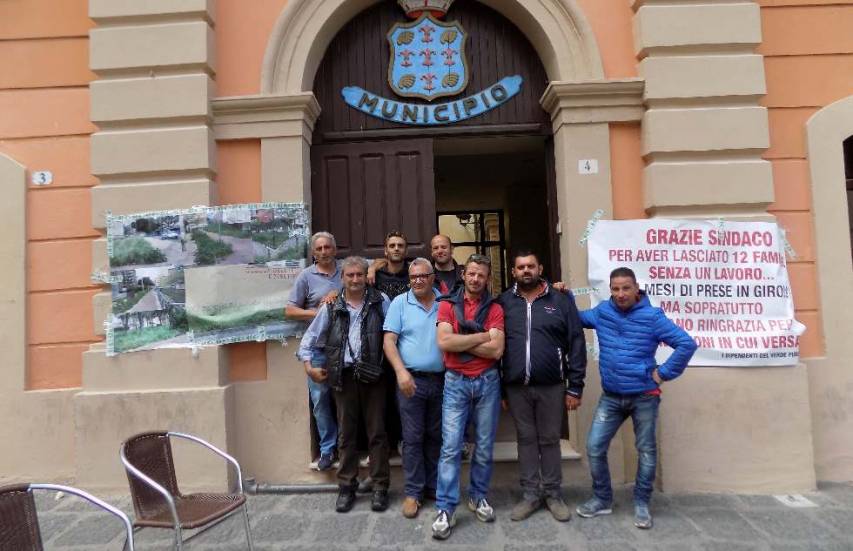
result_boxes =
[431,254,505,540]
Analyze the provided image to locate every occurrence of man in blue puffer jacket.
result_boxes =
[575,267,697,530]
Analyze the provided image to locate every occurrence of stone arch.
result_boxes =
[261,0,605,94]
[804,95,853,480]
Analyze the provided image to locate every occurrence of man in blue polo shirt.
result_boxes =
[383,258,444,519]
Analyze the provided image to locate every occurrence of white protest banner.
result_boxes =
[587,219,805,366]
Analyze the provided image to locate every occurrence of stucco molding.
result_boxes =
[804,95,853,481]
[540,78,645,128]
[0,154,26,393]
[261,0,604,94]
[212,93,321,140]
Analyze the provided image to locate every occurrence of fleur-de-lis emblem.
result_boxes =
[399,48,415,68]
[441,46,457,66]
[420,73,437,92]
[420,48,435,67]
[419,25,435,43]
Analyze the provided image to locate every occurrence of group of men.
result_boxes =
[289,230,697,540]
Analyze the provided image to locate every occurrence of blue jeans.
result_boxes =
[307,351,337,457]
[397,371,444,499]
[586,392,660,505]
[435,368,501,513]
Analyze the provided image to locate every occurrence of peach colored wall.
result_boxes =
[216,0,289,96]
[0,0,98,390]
[216,139,267,381]
[759,1,853,357]
[575,0,639,79]
[213,0,640,94]
[609,123,646,220]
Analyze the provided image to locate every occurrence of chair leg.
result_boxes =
[174,525,183,551]
[242,502,254,551]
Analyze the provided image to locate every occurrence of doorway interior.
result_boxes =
[434,135,554,293]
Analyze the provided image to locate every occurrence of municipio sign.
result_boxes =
[340,0,523,126]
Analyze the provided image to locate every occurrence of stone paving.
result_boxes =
[30,482,853,550]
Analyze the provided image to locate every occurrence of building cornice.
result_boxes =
[211,92,322,140]
[540,78,645,128]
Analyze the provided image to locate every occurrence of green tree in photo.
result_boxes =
[192,230,233,265]
[110,237,167,266]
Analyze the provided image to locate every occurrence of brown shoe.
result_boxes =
[402,496,420,518]
[510,498,542,521]
[545,496,572,522]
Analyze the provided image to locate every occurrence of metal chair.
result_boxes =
[119,431,253,550]
[0,483,134,551]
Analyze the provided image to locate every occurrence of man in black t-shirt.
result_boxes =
[430,234,463,295]
[373,231,410,299]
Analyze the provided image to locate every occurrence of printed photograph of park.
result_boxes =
[184,264,305,345]
[108,205,310,271]
[109,214,194,269]
[201,205,309,266]
[109,266,189,354]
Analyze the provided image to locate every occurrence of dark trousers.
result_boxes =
[397,371,444,499]
[334,369,390,490]
[505,383,565,501]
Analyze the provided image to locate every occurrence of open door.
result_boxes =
[545,138,562,282]
[311,139,436,259]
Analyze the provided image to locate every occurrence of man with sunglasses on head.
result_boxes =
[431,253,505,540]
[383,258,444,519]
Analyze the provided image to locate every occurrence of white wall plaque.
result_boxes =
[31,171,53,186]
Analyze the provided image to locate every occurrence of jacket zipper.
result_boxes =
[557,346,564,380]
[524,300,532,384]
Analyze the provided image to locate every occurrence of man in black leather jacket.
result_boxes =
[298,256,391,513]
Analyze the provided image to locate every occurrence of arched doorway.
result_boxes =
[309,0,559,284]
[232,0,641,482]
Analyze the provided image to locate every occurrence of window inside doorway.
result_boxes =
[438,210,506,293]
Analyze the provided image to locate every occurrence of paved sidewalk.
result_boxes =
[31,482,853,550]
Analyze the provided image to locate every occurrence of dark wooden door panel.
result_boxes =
[311,139,436,260]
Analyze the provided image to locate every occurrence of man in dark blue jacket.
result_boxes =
[575,267,697,529]
[499,251,586,523]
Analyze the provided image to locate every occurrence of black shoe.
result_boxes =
[336,487,356,513]
[357,476,373,494]
[371,489,390,512]
[317,454,334,471]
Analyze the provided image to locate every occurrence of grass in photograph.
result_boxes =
[254,244,305,264]
[110,237,167,267]
[113,325,182,353]
[251,231,288,247]
[188,307,284,333]
[192,230,233,265]
[206,223,251,239]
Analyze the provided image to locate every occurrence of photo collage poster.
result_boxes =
[105,203,309,355]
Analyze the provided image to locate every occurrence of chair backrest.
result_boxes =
[0,484,43,551]
[122,432,181,520]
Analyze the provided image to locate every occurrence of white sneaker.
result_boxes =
[431,509,456,540]
[467,497,496,523]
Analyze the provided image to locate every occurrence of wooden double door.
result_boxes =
[310,138,436,260]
